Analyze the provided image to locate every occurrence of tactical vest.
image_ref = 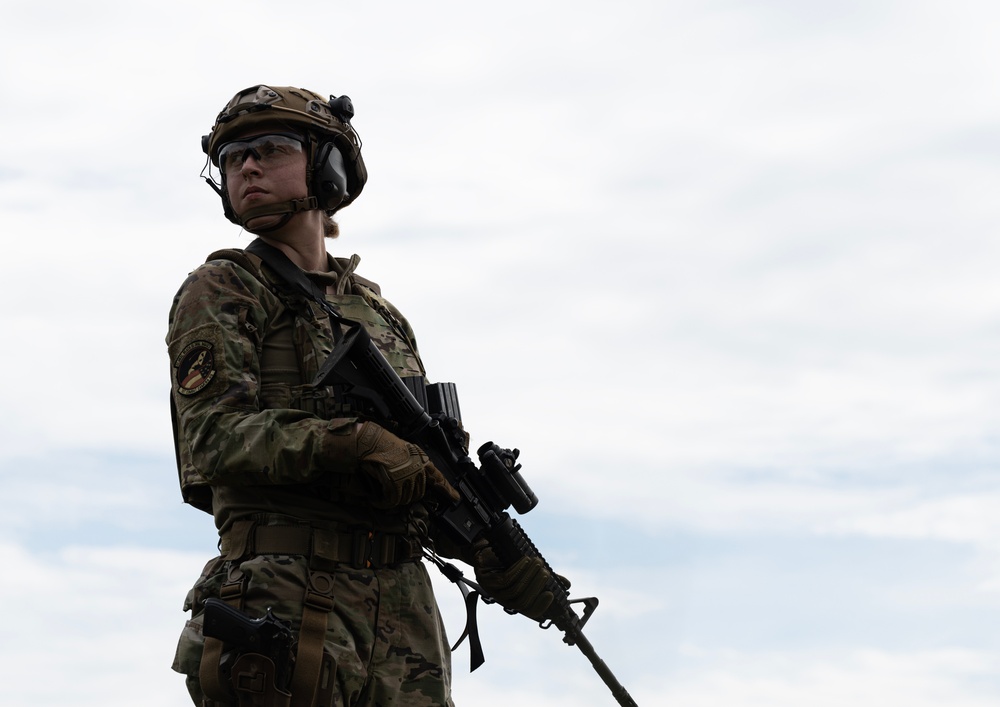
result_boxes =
[207,247,425,402]
[176,247,428,529]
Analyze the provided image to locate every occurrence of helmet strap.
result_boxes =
[238,196,320,233]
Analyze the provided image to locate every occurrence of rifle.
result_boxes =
[202,598,295,704]
[312,322,640,707]
[240,238,639,707]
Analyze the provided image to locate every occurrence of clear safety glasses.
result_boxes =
[217,134,305,177]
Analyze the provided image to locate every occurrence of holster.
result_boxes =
[200,518,397,707]
[227,653,292,707]
[200,562,249,704]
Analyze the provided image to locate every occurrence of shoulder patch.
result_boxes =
[174,340,217,396]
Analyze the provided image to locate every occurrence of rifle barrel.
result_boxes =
[571,630,639,707]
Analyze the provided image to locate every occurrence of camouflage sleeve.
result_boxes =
[167,260,358,496]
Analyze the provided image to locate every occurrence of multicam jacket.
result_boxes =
[167,248,428,536]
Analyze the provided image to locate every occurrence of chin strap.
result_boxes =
[239,196,321,233]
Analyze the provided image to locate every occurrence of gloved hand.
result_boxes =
[355,421,460,509]
[473,544,564,621]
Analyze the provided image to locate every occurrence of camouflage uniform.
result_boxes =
[167,249,454,707]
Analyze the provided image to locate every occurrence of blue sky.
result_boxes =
[2,1,1000,705]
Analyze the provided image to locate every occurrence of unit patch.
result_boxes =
[174,340,217,396]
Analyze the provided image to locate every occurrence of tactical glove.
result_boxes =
[355,421,460,509]
[473,544,561,621]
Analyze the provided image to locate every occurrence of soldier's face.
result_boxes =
[224,132,309,230]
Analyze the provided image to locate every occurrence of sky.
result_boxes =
[1,1,999,705]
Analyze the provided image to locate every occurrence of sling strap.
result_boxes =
[290,569,336,707]
[244,239,352,325]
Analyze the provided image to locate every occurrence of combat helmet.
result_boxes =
[201,85,368,232]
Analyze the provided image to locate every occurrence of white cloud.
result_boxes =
[659,646,1000,707]
[826,493,1000,547]
[0,542,206,707]
[2,1,1000,704]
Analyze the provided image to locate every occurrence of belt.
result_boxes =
[220,520,423,569]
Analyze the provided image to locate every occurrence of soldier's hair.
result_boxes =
[324,213,340,239]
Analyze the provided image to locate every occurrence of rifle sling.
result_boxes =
[245,238,352,326]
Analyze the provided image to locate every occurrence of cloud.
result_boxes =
[826,493,1000,547]
[2,1,1000,705]
[0,541,206,707]
[658,646,1000,707]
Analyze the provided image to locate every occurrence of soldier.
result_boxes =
[167,85,555,707]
